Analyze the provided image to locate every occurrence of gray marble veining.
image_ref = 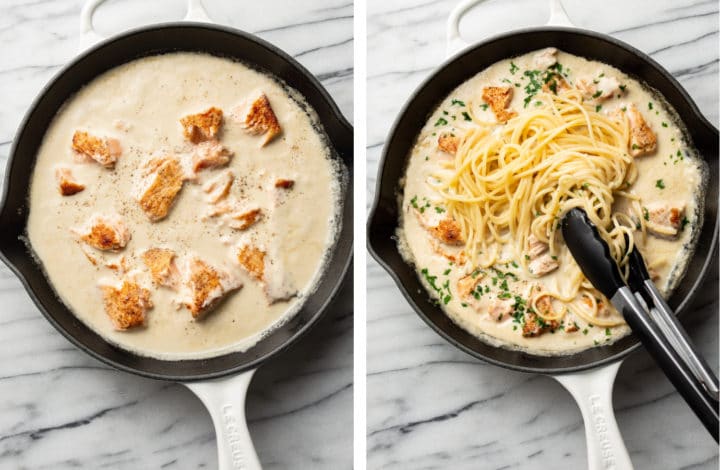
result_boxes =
[0,1,352,468]
[367,0,718,469]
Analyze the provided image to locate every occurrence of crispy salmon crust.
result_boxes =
[55,167,85,196]
[437,132,459,155]
[482,86,516,122]
[430,218,465,245]
[138,156,185,221]
[240,93,282,146]
[274,179,294,189]
[180,258,240,318]
[77,214,130,251]
[142,248,177,287]
[100,278,152,330]
[237,244,265,280]
[180,107,223,143]
[72,131,121,168]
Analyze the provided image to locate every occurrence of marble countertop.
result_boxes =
[0,1,352,468]
[367,0,718,469]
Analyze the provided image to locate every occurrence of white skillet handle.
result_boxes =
[185,369,262,470]
[79,0,213,51]
[554,361,634,470]
[446,0,574,57]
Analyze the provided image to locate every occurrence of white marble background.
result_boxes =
[367,0,719,469]
[0,0,352,468]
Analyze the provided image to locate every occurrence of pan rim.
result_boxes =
[0,21,353,381]
[367,25,719,375]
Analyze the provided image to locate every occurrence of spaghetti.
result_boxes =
[432,89,641,326]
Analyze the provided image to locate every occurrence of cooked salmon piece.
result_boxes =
[625,104,657,156]
[75,213,130,251]
[192,141,233,173]
[576,75,621,101]
[72,131,122,168]
[645,202,684,237]
[457,272,484,299]
[178,257,242,319]
[528,253,559,276]
[482,86,516,123]
[237,93,282,146]
[274,179,294,189]
[437,132,460,155]
[526,234,548,259]
[488,298,514,322]
[137,155,185,222]
[180,107,223,143]
[55,166,85,196]
[203,170,234,203]
[236,244,265,281]
[533,47,558,69]
[430,218,465,245]
[99,275,152,330]
[142,248,178,288]
[522,311,559,337]
[229,208,262,231]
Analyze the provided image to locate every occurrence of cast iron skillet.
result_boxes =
[367,5,718,469]
[0,2,352,469]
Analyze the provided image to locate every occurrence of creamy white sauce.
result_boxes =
[399,50,705,356]
[27,52,342,360]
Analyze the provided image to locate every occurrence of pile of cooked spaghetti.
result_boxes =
[431,89,646,326]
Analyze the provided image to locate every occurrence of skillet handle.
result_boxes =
[185,369,262,470]
[446,0,574,57]
[78,0,213,51]
[553,361,634,470]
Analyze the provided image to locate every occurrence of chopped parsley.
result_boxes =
[435,206,446,214]
[619,84,627,92]
[631,143,640,150]
[462,111,472,121]
[643,207,649,221]
[581,182,589,189]
[680,216,689,231]
[410,195,431,213]
[421,268,452,305]
[451,98,466,106]
[605,327,612,336]
[480,103,489,111]
[661,121,668,128]
[511,261,519,268]
[582,328,589,335]
[592,90,603,98]
[595,105,602,112]
[443,268,451,275]
[510,61,519,74]
[655,179,665,189]
[648,102,654,110]
[434,117,448,127]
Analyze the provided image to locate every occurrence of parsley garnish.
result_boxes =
[462,111,472,121]
[510,61,519,74]
[655,179,665,189]
[595,105,602,112]
[480,103,489,111]
[592,90,602,98]
[451,98,465,106]
[643,207,649,221]
[434,117,448,127]
[648,102,653,110]
[680,216,689,231]
[661,122,668,128]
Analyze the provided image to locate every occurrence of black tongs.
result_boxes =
[561,208,719,440]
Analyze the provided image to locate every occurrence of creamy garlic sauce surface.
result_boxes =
[399,50,705,355]
[28,52,341,359]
